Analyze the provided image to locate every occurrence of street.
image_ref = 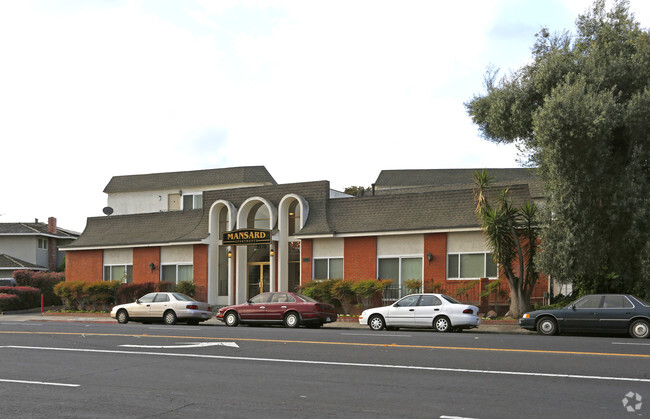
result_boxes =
[0,320,648,418]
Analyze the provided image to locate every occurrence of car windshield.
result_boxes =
[171,293,194,302]
[296,294,317,303]
[441,295,461,304]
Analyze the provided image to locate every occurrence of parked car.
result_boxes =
[216,292,337,328]
[358,293,481,332]
[110,292,212,325]
[0,278,16,287]
[519,294,650,338]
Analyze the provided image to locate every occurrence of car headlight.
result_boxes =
[522,313,530,319]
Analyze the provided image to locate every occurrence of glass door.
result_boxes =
[248,263,270,299]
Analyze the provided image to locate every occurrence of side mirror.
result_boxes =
[135,298,141,304]
[570,305,576,311]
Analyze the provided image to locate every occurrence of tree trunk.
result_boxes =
[506,282,532,318]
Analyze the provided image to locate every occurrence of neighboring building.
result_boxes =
[63,166,548,312]
[0,218,79,279]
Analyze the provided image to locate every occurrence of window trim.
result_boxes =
[377,255,424,300]
[103,264,133,283]
[446,252,498,280]
[160,263,194,284]
[312,257,343,280]
[181,193,203,210]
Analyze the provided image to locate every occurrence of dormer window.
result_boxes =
[182,193,203,210]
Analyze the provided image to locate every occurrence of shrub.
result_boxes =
[404,278,422,294]
[352,279,392,308]
[85,281,121,310]
[298,280,336,305]
[54,281,88,310]
[0,286,41,310]
[0,294,20,311]
[115,282,156,304]
[13,270,65,306]
[330,279,357,314]
[175,281,196,297]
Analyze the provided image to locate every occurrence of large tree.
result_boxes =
[466,0,649,297]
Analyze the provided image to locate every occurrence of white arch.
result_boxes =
[208,200,237,234]
[207,200,237,305]
[237,196,277,230]
[277,194,309,292]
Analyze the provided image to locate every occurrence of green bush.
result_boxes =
[298,280,336,305]
[85,281,121,310]
[175,281,196,297]
[330,279,356,314]
[351,279,392,309]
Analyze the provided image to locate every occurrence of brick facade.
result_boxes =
[343,236,377,280]
[193,244,209,301]
[133,247,160,283]
[300,239,313,285]
[66,249,103,283]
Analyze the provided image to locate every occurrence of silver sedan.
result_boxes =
[359,293,481,332]
[110,292,212,325]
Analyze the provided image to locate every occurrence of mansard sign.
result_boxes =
[222,229,272,245]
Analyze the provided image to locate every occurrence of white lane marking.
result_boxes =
[0,378,79,387]
[147,327,201,331]
[120,342,239,349]
[341,333,410,337]
[3,345,649,383]
[612,341,650,346]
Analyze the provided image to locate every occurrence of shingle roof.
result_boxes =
[0,222,79,238]
[374,168,544,198]
[103,166,277,193]
[311,184,532,235]
[0,254,46,269]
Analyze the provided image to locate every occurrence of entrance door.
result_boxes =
[248,263,270,299]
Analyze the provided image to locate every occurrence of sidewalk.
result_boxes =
[0,311,530,334]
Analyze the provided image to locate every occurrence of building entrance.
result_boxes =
[247,263,270,299]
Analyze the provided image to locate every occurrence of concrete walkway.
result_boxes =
[0,311,531,334]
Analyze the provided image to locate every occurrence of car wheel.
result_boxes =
[537,316,557,336]
[368,314,385,331]
[284,312,300,328]
[116,309,129,324]
[433,316,451,332]
[629,319,649,339]
[224,311,239,327]
[163,310,177,325]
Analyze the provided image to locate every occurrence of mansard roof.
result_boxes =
[103,166,277,193]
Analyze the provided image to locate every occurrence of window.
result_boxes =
[288,200,301,236]
[313,258,343,279]
[161,264,193,284]
[104,265,133,283]
[38,238,48,249]
[574,295,602,309]
[182,193,203,210]
[447,253,498,279]
[378,257,423,300]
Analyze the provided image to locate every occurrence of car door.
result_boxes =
[239,293,271,321]
[386,295,420,327]
[413,295,442,327]
[265,293,296,321]
[560,295,603,331]
[130,293,156,318]
[149,293,171,318]
[595,295,635,332]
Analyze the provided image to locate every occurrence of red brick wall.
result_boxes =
[344,236,377,280]
[423,233,447,291]
[65,250,103,283]
[300,239,312,285]
[194,244,209,301]
[133,247,160,283]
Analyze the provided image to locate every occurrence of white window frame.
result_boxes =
[377,255,424,300]
[37,238,48,249]
[160,263,194,284]
[312,257,343,280]
[182,193,203,210]
[103,264,133,283]
[446,252,498,280]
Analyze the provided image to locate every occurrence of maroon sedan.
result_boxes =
[216,292,337,328]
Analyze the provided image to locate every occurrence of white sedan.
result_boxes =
[359,293,481,332]
[110,292,212,325]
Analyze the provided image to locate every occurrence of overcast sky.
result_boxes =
[1,0,648,233]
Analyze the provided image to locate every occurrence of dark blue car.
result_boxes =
[519,294,650,338]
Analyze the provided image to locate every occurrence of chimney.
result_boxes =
[48,217,57,234]
[47,217,57,271]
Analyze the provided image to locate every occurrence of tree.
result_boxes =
[466,0,649,297]
[344,186,371,196]
[473,170,540,318]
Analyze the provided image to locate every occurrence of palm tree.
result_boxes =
[473,170,540,318]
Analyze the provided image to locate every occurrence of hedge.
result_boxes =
[0,286,41,311]
[13,270,65,306]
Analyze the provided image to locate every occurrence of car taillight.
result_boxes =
[463,308,474,314]
[186,304,199,310]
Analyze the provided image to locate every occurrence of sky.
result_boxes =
[1,0,649,233]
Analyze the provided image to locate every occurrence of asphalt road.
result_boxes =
[0,320,648,418]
